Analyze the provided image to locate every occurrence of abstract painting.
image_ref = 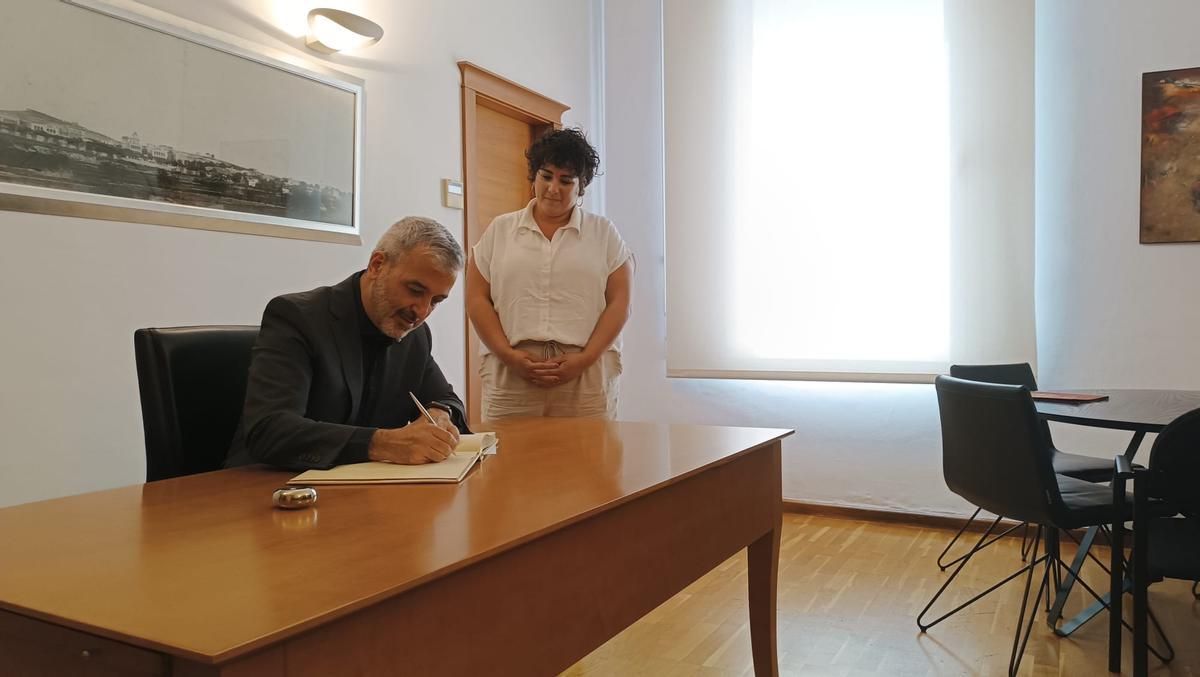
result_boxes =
[1141,67,1200,244]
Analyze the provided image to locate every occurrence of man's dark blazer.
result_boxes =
[224,272,468,470]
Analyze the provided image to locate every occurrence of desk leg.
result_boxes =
[748,524,780,677]
[1122,431,1146,460]
[1050,430,1148,636]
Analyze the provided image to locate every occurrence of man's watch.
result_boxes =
[427,403,454,418]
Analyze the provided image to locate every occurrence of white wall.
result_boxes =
[0,0,597,507]
[1035,0,1200,389]
[1034,0,1200,458]
[602,0,965,516]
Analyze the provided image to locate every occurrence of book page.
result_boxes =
[287,451,482,485]
[455,432,497,453]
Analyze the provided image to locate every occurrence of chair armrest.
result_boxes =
[1114,455,1133,479]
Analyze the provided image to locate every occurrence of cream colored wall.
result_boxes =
[1034,0,1200,458]
[0,0,597,507]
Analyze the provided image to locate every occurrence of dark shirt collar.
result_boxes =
[352,270,394,345]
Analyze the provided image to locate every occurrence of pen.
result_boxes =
[409,392,472,465]
[409,391,438,425]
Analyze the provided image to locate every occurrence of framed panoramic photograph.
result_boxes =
[1141,66,1200,244]
[0,0,362,244]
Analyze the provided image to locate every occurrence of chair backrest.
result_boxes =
[949,362,1057,445]
[134,326,258,481]
[1146,406,1200,518]
[934,375,1060,525]
[949,363,1038,389]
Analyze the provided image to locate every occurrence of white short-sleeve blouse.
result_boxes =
[473,200,631,355]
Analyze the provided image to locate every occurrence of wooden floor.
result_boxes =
[563,513,1199,676]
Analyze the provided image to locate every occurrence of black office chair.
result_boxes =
[134,326,258,481]
[1110,407,1200,676]
[937,363,1114,570]
[920,376,1146,677]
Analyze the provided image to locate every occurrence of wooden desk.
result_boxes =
[0,419,790,676]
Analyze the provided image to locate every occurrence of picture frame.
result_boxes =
[0,0,363,244]
[1140,66,1200,244]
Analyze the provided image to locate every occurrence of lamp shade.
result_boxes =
[306,8,383,53]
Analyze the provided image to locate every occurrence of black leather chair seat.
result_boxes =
[1057,474,1174,530]
[1053,450,1116,482]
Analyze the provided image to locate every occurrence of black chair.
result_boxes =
[134,326,258,481]
[937,364,1113,570]
[1110,407,1200,676]
[920,376,1142,676]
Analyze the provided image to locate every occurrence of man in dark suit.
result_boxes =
[225,216,469,470]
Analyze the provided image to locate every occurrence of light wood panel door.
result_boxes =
[459,62,568,426]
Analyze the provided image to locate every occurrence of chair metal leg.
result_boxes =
[1145,605,1175,663]
[1127,478,1177,675]
[1122,431,1146,460]
[937,507,982,570]
[1010,530,1049,677]
[1019,521,1034,562]
[919,516,1036,632]
[1065,525,1117,575]
[1110,476,1126,673]
[923,519,1053,677]
[938,520,1029,572]
[1048,525,1099,630]
[1048,541,1173,662]
[1044,559,1053,613]
[1086,536,1175,664]
[1134,488,1148,677]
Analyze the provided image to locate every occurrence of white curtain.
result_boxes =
[663,0,1036,382]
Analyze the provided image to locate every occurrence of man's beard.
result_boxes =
[369,274,419,339]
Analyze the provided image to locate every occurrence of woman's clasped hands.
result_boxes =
[504,349,592,388]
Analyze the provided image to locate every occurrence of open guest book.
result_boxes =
[288,432,497,485]
[1030,391,1109,403]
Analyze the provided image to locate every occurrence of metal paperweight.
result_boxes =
[272,486,317,509]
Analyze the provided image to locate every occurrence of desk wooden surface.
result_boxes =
[0,418,789,675]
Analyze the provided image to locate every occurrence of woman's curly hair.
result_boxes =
[525,128,600,194]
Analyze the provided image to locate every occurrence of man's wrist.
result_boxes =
[360,428,382,462]
[427,402,453,416]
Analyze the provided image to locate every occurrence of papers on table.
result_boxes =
[286,432,498,485]
[1031,391,1109,403]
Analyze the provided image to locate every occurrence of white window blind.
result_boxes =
[664,0,1036,383]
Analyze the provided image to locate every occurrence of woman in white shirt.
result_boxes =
[467,128,633,419]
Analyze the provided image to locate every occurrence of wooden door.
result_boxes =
[459,62,568,426]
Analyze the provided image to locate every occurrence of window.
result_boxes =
[664,0,1035,382]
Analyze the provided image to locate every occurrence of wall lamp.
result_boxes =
[306,8,384,54]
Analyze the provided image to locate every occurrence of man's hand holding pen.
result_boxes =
[365,394,461,465]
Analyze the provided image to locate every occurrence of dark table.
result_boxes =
[1034,389,1200,636]
[1036,389,1200,455]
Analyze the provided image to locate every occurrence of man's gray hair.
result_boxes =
[372,216,464,272]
